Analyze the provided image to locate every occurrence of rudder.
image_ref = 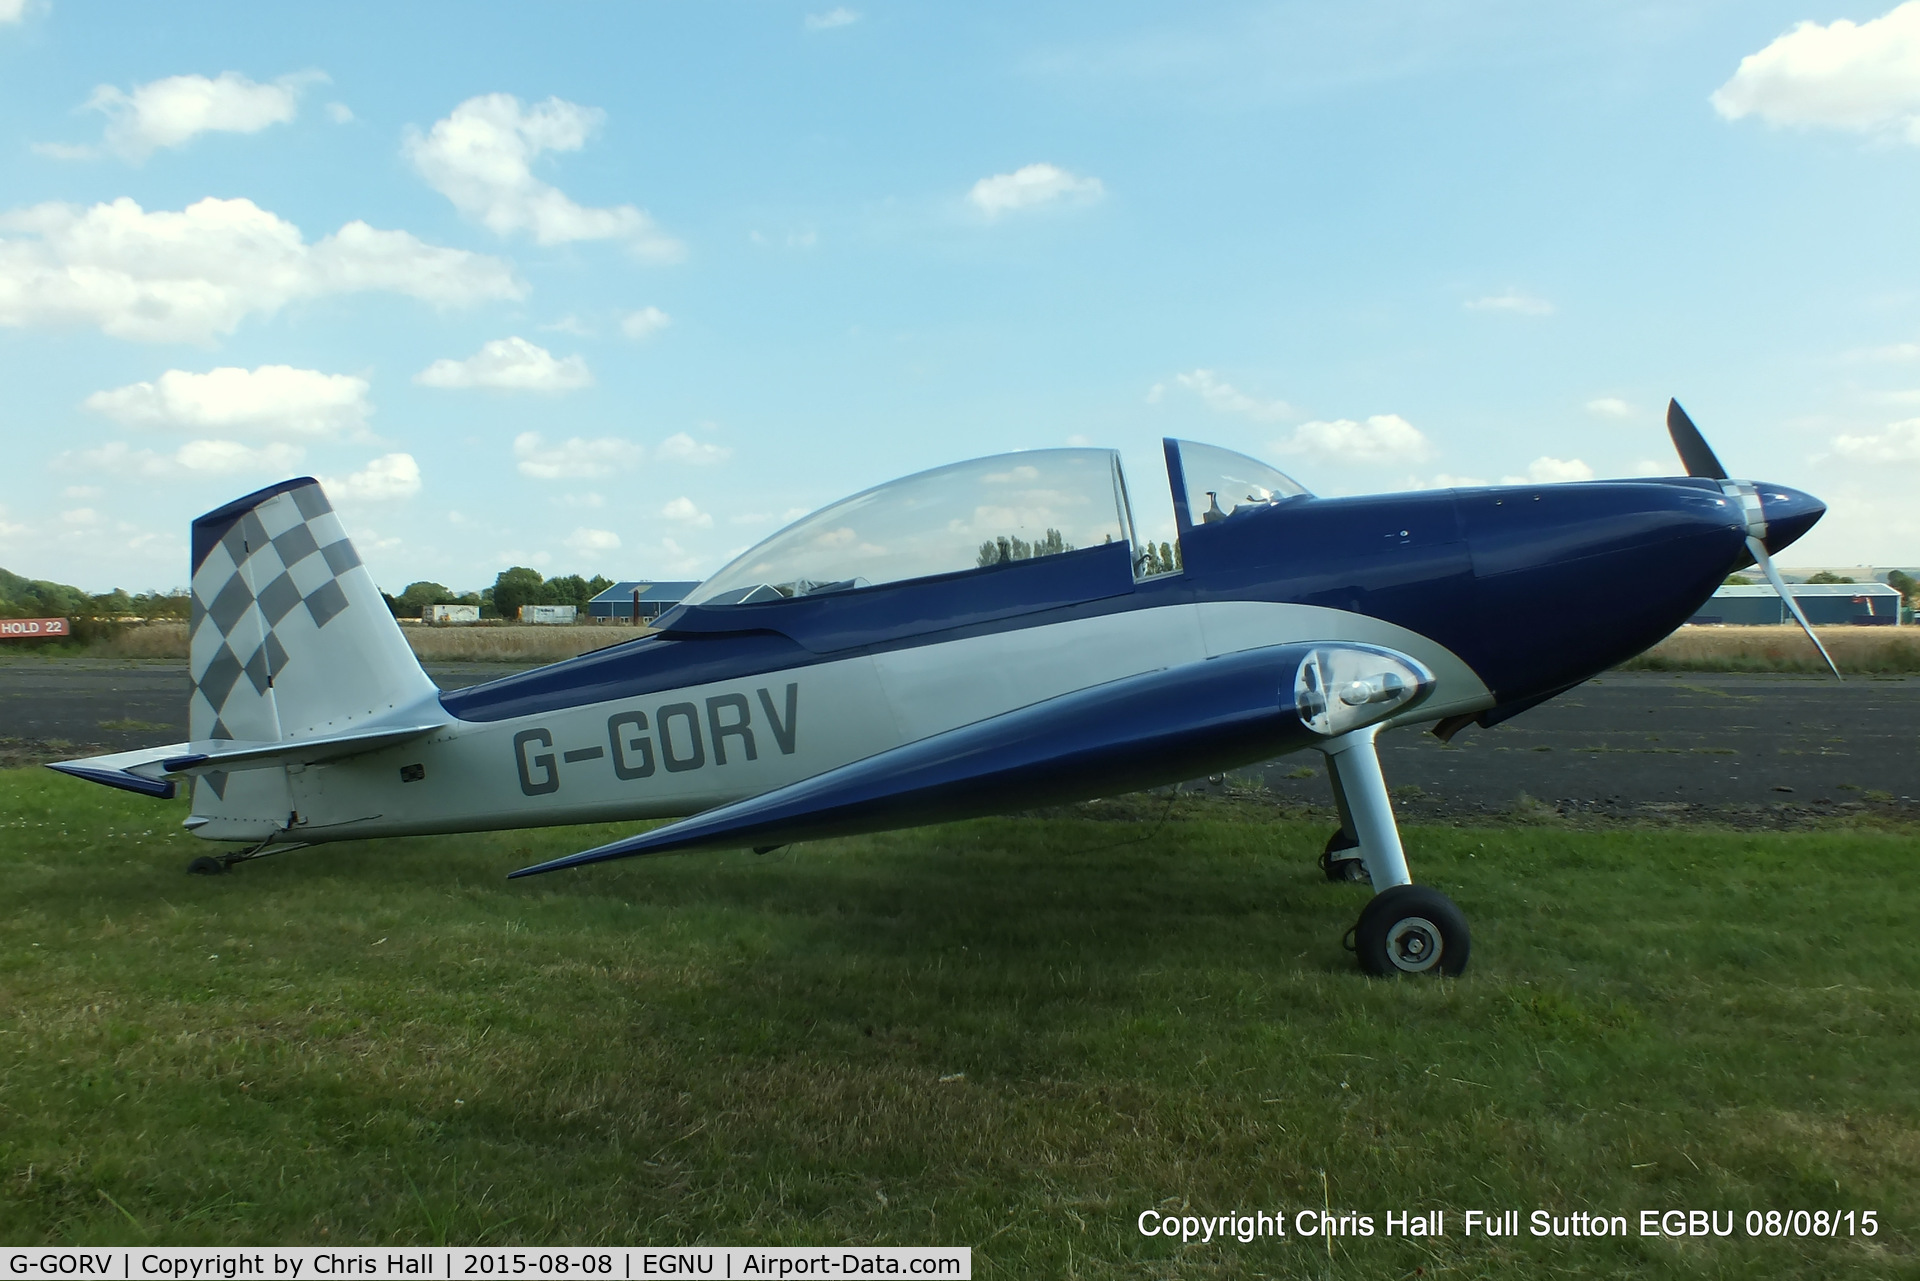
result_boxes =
[190,478,436,746]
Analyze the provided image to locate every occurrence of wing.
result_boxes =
[512,641,1432,877]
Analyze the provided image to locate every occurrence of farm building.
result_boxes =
[589,580,701,622]
[1688,582,1903,626]
[518,604,578,624]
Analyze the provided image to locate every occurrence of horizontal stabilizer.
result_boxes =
[49,721,444,797]
[45,744,190,799]
[512,641,1432,878]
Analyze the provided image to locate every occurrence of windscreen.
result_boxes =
[685,449,1136,607]
[1173,440,1310,525]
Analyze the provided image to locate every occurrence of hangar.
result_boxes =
[1688,581,1903,626]
[588,580,701,623]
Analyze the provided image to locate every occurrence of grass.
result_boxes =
[1,773,1916,1276]
[1624,625,1920,675]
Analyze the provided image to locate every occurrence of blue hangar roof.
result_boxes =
[589,581,702,604]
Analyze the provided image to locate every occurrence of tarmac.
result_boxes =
[3,659,1915,827]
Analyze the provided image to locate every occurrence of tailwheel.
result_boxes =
[186,855,228,876]
[1352,884,1470,977]
[1319,830,1369,883]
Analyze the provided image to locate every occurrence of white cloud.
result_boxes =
[661,496,714,527]
[1631,460,1667,476]
[1852,340,1920,362]
[1503,456,1595,484]
[805,7,860,29]
[1399,472,1491,490]
[62,485,102,499]
[512,431,641,479]
[1273,414,1432,465]
[80,72,313,161]
[1712,2,1920,142]
[0,196,522,344]
[1832,417,1920,461]
[1465,291,1555,316]
[416,337,591,392]
[84,365,370,439]
[622,306,671,340]
[565,527,621,552]
[325,102,354,124]
[61,507,100,526]
[1585,397,1636,419]
[968,163,1106,217]
[65,438,307,478]
[656,431,731,465]
[1171,369,1292,422]
[542,314,595,337]
[405,94,684,261]
[323,452,420,502]
[0,0,27,23]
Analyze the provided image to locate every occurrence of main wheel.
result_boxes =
[186,855,228,876]
[1352,884,1469,976]
[1319,830,1369,883]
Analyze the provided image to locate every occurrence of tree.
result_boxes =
[1886,569,1917,606]
[491,567,550,621]
[976,528,1073,567]
[545,574,594,610]
[1805,571,1855,584]
[397,581,456,612]
[1723,574,1754,586]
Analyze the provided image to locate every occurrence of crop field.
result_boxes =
[1,772,1915,1276]
[77,623,641,664]
[43,620,1920,672]
[1622,625,1920,675]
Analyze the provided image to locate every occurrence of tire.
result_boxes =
[1353,884,1469,976]
[187,855,228,876]
[1319,830,1369,883]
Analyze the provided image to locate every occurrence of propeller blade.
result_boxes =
[1667,399,1730,480]
[1748,534,1842,680]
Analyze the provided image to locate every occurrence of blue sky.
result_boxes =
[3,0,1918,593]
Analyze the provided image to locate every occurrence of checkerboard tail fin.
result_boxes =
[189,478,437,746]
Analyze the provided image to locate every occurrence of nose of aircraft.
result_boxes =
[1755,483,1825,556]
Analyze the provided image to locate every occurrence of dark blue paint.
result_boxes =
[512,642,1378,875]
[190,477,320,573]
[46,762,176,800]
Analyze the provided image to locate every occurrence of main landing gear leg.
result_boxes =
[1318,726,1470,977]
[1318,758,1367,883]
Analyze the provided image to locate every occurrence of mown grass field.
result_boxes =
[2,771,1916,1278]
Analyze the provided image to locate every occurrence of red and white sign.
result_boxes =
[0,617,70,638]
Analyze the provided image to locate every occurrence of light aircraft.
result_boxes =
[51,402,1831,976]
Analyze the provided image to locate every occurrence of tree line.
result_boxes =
[382,568,617,621]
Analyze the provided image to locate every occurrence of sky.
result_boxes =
[3,0,1919,594]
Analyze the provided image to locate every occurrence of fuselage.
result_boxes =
[192,473,1811,847]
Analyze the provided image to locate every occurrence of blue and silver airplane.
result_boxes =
[50,401,1829,976]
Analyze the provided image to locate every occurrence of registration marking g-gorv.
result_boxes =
[513,683,799,796]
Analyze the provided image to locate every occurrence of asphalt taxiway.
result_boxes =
[4,660,1915,824]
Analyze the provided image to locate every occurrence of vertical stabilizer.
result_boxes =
[189,478,436,745]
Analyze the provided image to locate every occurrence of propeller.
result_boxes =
[1666,400,1841,680]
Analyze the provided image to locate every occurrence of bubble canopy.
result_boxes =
[684,449,1139,608]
